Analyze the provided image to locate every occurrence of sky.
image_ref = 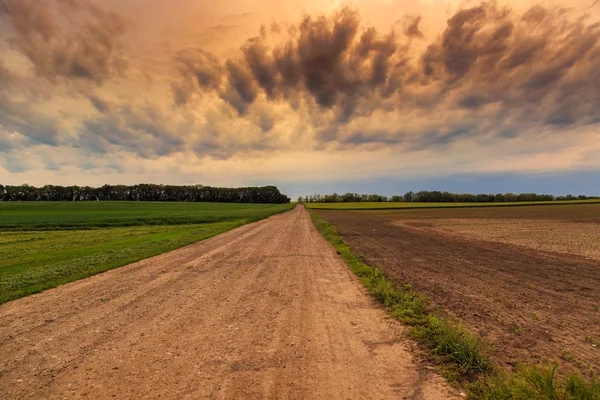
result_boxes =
[1,0,599,199]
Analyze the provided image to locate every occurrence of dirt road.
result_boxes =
[0,206,456,399]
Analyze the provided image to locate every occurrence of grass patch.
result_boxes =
[0,223,240,303]
[0,202,294,230]
[0,202,294,303]
[309,210,600,399]
[469,364,600,399]
[305,200,600,210]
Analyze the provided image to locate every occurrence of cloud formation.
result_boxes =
[0,0,131,149]
[0,0,129,84]
[176,7,408,121]
[175,3,600,148]
[1,0,600,184]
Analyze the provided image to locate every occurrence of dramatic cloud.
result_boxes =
[420,3,600,121]
[0,0,131,148]
[403,16,425,39]
[172,48,223,106]
[0,61,62,146]
[0,0,129,85]
[176,7,409,121]
[1,0,599,192]
[175,3,600,149]
[78,98,186,158]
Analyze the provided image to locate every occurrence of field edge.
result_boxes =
[0,204,295,305]
[308,209,600,399]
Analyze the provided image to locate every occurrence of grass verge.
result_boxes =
[309,211,600,399]
[469,364,600,399]
[310,211,490,378]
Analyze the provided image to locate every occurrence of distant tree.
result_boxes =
[366,194,378,202]
[475,193,491,202]
[293,191,592,204]
[0,184,290,203]
[504,193,518,202]
[342,192,358,202]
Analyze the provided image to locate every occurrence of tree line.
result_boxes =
[0,184,290,204]
[298,191,596,203]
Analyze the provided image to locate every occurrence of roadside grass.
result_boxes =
[469,364,600,399]
[305,200,600,210]
[0,202,294,304]
[310,211,600,399]
[310,211,490,378]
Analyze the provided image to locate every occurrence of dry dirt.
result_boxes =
[0,205,457,400]
[396,218,600,261]
[318,204,600,376]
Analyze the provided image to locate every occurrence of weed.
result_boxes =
[468,364,600,400]
[560,349,585,368]
[560,349,576,363]
[508,324,523,336]
[584,337,599,348]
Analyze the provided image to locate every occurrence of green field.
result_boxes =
[304,199,600,210]
[0,202,293,303]
[0,201,294,229]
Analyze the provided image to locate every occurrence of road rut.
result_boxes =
[0,206,456,399]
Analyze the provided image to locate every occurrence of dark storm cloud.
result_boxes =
[2,0,600,165]
[221,59,260,115]
[403,16,425,39]
[343,130,401,146]
[0,65,61,146]
[88,95,111,113]
[0,0,131,154]
[0,0,129,85]
[242,38,277,99]
[0,98,60,146]
[177,3,600,150]
[420,3,600,108]
[172,48,223,106]
[177,7,409,120]
[78,100,186,158]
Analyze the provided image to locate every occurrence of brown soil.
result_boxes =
[0,206,457,400]
[318,205,600,375]
[395,218,600,261]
